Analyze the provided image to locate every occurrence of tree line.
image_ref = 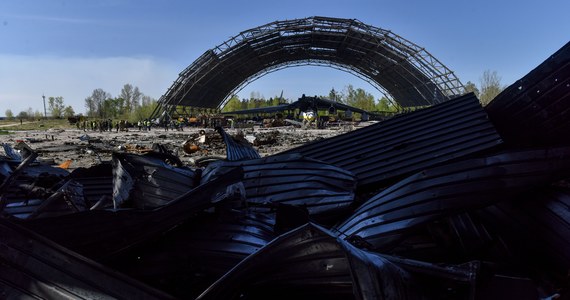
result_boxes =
[3,70,505,121]
[83,84,157,122]
[3,84,158,122]
[221,69,506,114]
[222,84,400,114]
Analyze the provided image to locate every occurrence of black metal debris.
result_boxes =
[284,92,503,191]
[0,218,175,299]
[485,41,570,147]
[201,152,357,219]
[0,42,569,299]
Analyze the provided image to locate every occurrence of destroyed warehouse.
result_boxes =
[0,16,569,300]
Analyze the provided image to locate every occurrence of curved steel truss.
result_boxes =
[153,16,464,117]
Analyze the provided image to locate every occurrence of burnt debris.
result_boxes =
[0,42,569,299]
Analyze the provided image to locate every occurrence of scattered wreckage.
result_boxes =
[0,41,569,299]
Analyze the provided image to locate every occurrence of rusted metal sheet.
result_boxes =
[216,126,261,161]
[333,147,570,251]
[19,167,243,260]
[485,41,570,147]
[201,153,356,218]
[0,218,175,299]
[197,223,478,300]
[112,152,198,209]
[285,93,503,190]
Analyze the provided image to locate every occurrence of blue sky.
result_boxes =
[1,0,568,116]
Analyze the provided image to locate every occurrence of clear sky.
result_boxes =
[1,0,568,116]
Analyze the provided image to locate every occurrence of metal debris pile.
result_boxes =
[1,42,569,299]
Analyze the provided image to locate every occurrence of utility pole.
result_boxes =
[42,94,47,118]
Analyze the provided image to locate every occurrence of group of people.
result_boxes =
[137,119,153,131]
[77,119,126,132]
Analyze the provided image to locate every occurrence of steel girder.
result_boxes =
[152,16,464,118]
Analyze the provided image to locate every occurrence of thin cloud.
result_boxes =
[1,14,97,25]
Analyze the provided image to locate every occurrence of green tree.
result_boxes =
[120,84,142,114]
[376,97,398,112]
[5,109,14,120]
[34,110,43,119]
[17,107,34,120]
[101,98,121,119]
[48,96,65,118]
[85,88,111,118]
[479,70,504,106]
[344,84,356,106]
[329,88,342,102]
[222,95,242,112]
[344,85,376,111]
[17,111,29,120]
[132,97,158,122]
[63,106,75,118]
[463,81,480,98]
[141,95,153,106]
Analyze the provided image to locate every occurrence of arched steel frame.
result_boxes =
[151,16,464,119]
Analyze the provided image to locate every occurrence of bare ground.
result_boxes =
[0,126,356,169]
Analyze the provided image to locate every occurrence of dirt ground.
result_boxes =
[0,125,359,170]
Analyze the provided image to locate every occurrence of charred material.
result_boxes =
[477,186,570,283]
[112,152,198,209]
[333,147,570,252]
[19,167,243,260]
[285,93,502,191]
[201,153,357,219]
[109,209,277,299]
[485,41,570,147]
[197,223,479,300]
[68,163,114,209]
[215,126,261,161]
[0,218,175,299]
[0,37,569,300]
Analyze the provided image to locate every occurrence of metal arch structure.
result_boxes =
[151,16,464,119]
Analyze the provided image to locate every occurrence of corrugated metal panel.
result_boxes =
[178,210,276,275]
[112,152,198,209]
[386,212,511,264]
[333,147,570,251]
[0,218,175,299]
[477,186,570,277]
[285,93,503,190]
[1,161,72,218]
[201,153,356,217]
[486,41,570,147]
[69,163,113,209]
[112,209,277,299]
[25,179,86,219]
[1,143,21,160]
[197,223,477,300]
[216,126,261,161]
[20,167,243,260]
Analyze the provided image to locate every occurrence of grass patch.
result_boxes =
[0,119,75,131]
